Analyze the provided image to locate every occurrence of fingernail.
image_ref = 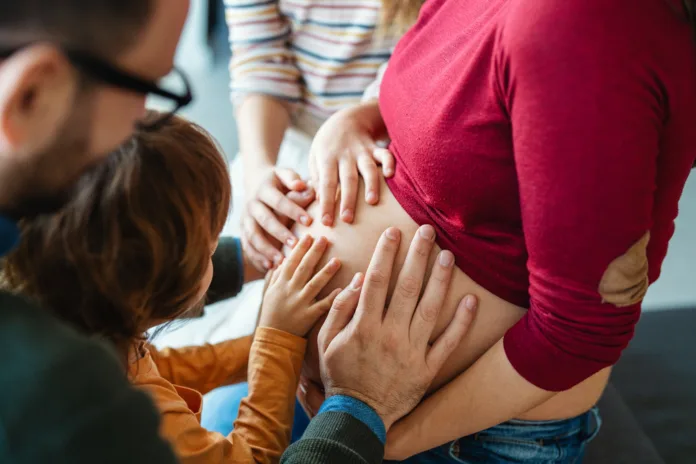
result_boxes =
[329,258,339,268]
[341,209,353,222]
[286,237,297,247]
[322,214,333,226]
[385,227,400,240]
[351,273,364,290]
[419,225,435,240]
[465,295,477,311]
[316,236,327,247]
[274,254,283,265]
[264,260,272,269]
[302,189,313,197]
[299,383,307,395]
[439,250,454,267]
[366,191,378,203]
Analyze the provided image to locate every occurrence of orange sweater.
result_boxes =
[129,327,306,463]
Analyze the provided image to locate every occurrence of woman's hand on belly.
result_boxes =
[308,101,394,226]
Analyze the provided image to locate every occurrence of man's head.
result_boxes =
[0,0,190,218]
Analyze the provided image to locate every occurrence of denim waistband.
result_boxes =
[473,407,602,445]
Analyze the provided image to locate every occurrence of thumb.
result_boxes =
[276,168,306,191]
[318,273,363,351]
[286,187,316,209]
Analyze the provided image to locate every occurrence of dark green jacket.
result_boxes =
[0,291,178,464]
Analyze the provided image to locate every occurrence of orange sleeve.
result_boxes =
[233,327,306,463]
[132,328,306,464]
[146,336,253,395]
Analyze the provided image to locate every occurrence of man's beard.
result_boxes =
[4,108,94,220]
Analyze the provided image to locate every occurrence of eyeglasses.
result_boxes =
[0,46,193,130]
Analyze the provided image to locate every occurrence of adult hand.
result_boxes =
[241,166,315,271]
[309,102,394,226]
[317,225,478,430]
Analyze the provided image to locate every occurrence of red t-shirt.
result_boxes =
[381,0,696,391]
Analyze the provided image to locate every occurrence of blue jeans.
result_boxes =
[203,382,601,463]
[200,382,310,444]
[390,408,602,464]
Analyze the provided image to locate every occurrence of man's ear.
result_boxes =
[0,44,78,156]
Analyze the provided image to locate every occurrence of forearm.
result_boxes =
[389,339,555,458]
[236,95,291,177]
[146,337,253,394]
[233,327,306,462]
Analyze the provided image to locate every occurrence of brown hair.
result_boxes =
[0,1,151,57]
[1,111,231,358]
[380,0,424,36]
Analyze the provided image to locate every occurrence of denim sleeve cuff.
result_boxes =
[318,395,386,444]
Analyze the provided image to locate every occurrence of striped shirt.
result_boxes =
[225,0,400,135]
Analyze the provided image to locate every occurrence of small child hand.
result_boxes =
[259,234,342,337]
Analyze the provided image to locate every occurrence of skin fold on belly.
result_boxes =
[290,177,610,421]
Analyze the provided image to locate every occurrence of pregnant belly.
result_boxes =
[290,177,609,420]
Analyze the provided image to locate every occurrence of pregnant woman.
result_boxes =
[293,0,696,461]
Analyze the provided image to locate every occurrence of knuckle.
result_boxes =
[419,304,439,323]
[397,276,421,299]
[443,337,458,353]
[380,333,399,353]
[413,242,430,258]
[343,171,359,183]
[295,263,310,276]
[267,195,282,211]
[366,268,389,286]
[332,292,352,310]
[354,326,371,345]
[378,239,397,254]
[304,279,321,295]
[321,156,337,166]
[259,217,274,232]
[321,179,338,190]
[431,268,449,284]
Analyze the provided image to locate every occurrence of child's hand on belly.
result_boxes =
[258,234,342,337]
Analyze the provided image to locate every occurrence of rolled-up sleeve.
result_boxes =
[225,0,302,106]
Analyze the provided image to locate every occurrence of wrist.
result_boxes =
[325,388,394,431]
[242,161,275,196]
[257,315,304,338]
[320,394,387,443]
[345,101,386,138]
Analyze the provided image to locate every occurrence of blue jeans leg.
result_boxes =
[201,382,310,443]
